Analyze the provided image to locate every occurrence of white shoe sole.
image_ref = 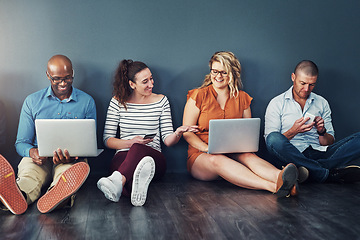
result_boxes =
[131,157,155,206]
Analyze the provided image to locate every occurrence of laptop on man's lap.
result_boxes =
[35,119,103,157]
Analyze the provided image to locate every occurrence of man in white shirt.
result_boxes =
[265,60,360,183]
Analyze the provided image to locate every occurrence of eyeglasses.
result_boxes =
[210,69,228,77]
[47,71,74,84]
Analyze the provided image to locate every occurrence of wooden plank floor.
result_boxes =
[1,173,360,240]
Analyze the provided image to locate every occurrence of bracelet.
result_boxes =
[317,128,326,136]
[175,132,181,138]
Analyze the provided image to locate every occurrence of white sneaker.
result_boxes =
[97,171,123,202]
[131,156,155,206]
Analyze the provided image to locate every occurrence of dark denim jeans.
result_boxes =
[266,132,360,182]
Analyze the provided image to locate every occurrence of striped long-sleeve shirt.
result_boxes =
[103,96,174,153]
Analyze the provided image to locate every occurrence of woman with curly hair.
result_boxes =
[182,51,298,197]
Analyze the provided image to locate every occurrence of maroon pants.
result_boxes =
[110,143,166,196]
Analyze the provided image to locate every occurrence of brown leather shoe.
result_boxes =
[275,163,298,197]
[290,182,299,196]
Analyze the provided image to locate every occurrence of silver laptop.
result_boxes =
[208,118,260,154]
[35,119,103,157]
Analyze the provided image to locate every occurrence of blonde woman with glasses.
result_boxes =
[182,51,299,197]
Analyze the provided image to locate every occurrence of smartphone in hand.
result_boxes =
[144,133,156,139]
[304,112,315,124]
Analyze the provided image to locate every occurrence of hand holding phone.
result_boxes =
[143,133,156,139]
[304,112,315,125]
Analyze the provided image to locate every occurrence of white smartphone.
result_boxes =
[304,112,315,124]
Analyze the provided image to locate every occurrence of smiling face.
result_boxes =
[129,68,154,97]
[210,61,230,90]
[47,69,73,99]
[47,55,73,100]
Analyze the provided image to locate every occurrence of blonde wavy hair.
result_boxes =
[200,51,242,98]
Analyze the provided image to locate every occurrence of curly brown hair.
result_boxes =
[113,59,149,108]
[200,51,242,98]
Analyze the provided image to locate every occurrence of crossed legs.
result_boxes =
[266,132,360,182]
[1,155,89,214]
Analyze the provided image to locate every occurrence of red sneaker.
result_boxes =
[0,154,27,215]
[37,162,89,213]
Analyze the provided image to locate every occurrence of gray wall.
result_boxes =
[1,0,359,174]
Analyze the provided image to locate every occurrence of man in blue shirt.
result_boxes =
[0,55,96,215]
[265,60,360,183]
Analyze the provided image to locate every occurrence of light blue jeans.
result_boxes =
[266,132,360,182]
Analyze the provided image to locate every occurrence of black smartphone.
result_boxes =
[144,133,156,139]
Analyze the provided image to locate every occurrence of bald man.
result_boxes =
[0,55,96,215]
[265,60,360,184]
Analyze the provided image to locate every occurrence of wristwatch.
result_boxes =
[317,128,326,136]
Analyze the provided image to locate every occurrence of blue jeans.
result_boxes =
[266,132,360,182]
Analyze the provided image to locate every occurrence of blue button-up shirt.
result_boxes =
[264,86,334,152]
[15,86,97,157]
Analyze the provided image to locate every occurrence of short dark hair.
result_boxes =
[294,60,318,76]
